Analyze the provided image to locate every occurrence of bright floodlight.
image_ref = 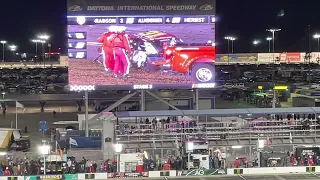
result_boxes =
[32,39,41,43]
[232,145,242,149]
[0,152,6,156]
[224,36,236,41]
[253,40,260,45]
[0,41,6,44]
[266,37,272,41]
[38,34,50,40]
[38,145,50,155]
[9,45,17,51]
[314,34,320,39]
[267,28,281,33]
[187,142,194,151]
[114,144,123,153]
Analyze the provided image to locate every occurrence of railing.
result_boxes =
[115,120,320,142]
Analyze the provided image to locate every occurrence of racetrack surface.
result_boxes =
[68,59,191,85]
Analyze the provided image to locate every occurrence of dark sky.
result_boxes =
[0,0,319,54]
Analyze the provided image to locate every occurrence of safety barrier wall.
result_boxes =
[0,171,175,180]
[227,166,320,175]
[1,167,320,180]
[216,52,320,64]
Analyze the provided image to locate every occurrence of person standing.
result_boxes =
[108,26,132,78]
[98,31,117,72]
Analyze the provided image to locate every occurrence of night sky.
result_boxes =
[0,0,319,54]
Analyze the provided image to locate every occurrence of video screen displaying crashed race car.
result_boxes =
[67,15,215,88]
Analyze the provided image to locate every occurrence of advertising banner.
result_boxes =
[177,168,226,176]
[39,175,63,180]
[257,53,280,63]
[301,52,320,63]
[107,172,148,178]
[63,174,78,180]
[24,177,39,180]
[67,0,216,16]
[7,177,18,180]
[279,52,302,63]
[236,53,258,63]
[215,54,238,63]
[67,0,216,88]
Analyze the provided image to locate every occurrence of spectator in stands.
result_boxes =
[93,161,97,172]
[152,118,157,131]
[316,156,320,165]
[175,157,182,170]
[176,121,181,133]
[89,163,94,173]
[85,160,90,172]
[53,110,56,118]
[234,157,240,168]
[168,156,175,169]
[4,167,10,176]
[166,117,170,128]
[13,165,18,176]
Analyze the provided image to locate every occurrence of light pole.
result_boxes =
[38,140,50,175]
[40,40,46,67]
[266,37,272,52]
[224,36,236,64]
[267,28,281,108]
[187,142,194,170]
[9,45,17,55]
[313,34,320,51]
[32,39,41,56]
[224,36,236,53]
[0,41,6,62]
[38,34,50,53]
[114,143,123,172]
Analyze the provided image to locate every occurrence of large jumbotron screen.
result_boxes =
[67,0,216,89]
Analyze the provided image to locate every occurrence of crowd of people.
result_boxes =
[0,68,67,94]
[115,114,320,136]
[0,156,121,176]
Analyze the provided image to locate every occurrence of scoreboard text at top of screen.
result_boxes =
[67,16,216,25]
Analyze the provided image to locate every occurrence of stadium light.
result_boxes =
[9,45,17,52]
[0,41,6,62]
[266,37,272,52]
[267,28,281,109]
[253,40,260,45]
[32,39,42,56]
[314,34,320,51]
[224,36,236,53]
[38,34,50,40]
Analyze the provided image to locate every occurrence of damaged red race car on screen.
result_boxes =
[152,45,215,83]
[130,31,216,83]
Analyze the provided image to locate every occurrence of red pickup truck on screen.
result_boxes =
[150,45,216,83]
